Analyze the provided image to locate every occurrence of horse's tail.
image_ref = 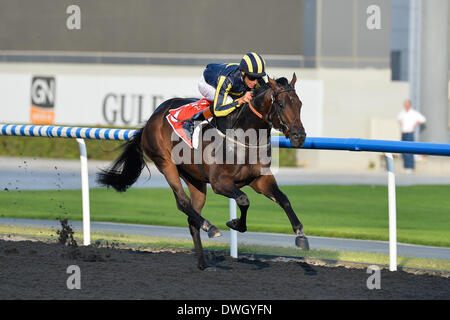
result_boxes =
[96,128,146,192]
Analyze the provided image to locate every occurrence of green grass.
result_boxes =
[278,148,297,166]
[1,224,449,271]
[0,135,125,160]
[1,185,449,248]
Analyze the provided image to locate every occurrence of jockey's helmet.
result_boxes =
[240,52,266,78]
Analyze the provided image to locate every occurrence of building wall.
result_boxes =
[390,0,410,81]
[290,68,409,170]
[303,0,391,68]
[0,0,303,55]
[1,0,447,73]
[1,0,393,70]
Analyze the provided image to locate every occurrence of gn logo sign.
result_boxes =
[30,76,56,124]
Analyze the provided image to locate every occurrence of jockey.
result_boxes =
[183,52,267,139]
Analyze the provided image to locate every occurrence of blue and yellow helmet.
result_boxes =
[239,52,266,78]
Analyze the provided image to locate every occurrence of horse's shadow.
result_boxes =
[203,252,270,271]
[236,257,270,270]
[204,252,233,271]
[297,261,317,276]
[204,251,317,275]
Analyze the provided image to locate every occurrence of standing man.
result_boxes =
[397,99,426,173]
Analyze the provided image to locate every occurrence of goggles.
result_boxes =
[245,74,260,81]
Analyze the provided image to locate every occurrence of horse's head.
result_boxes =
[267,74,306,148]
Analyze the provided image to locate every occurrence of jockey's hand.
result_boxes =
[237,91,253,106]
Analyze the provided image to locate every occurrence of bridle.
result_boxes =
[268,86,296,133]
[245,85,297,134]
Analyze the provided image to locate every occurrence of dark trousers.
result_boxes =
[401,132,415,169]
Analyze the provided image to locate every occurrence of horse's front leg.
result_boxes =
[249,174,309,250]
[210,175,249,233]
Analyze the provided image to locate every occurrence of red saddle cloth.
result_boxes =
[168,99,211,121]
[166,99,211,148]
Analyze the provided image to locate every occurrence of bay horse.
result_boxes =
[97,74,308,269]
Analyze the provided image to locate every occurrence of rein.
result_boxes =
[248,101,263,119]
[214,129,271,149]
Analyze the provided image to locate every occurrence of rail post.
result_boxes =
[385,153,397,271]
[76,138,91,246]
[229,198,238,258]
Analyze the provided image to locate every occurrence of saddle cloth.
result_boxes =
[166,99,211,148]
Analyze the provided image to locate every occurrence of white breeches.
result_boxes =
[198,75,233,104]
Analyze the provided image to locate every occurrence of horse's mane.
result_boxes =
[253,77,289,97]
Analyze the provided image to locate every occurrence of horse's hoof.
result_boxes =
[197,262,208,270]
[226,219,247,233]
[295,236,310,251]
[208,226,222,238]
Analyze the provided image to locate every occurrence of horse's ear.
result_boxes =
[268,76,278,90]
[290,73,297,87]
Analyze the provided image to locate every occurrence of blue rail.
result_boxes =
[272,136,450,156]
[0,124,137,141]
[1,124,450,156]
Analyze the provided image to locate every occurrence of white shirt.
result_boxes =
[397,109,426,133]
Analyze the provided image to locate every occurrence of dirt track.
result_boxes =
[0,236,449,300]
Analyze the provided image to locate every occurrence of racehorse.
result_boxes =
[97,74,308,270]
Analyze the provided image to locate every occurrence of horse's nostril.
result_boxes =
[292,133,305,141]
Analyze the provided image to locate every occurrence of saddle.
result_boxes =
[166,99,212,148]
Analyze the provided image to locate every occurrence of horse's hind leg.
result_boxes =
[155,161,221,238]
[183,178,208,270]
[249,174,309,250]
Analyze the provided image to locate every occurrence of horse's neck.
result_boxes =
[217,92,271,133]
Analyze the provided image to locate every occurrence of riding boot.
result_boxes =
[183,111,206,140]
